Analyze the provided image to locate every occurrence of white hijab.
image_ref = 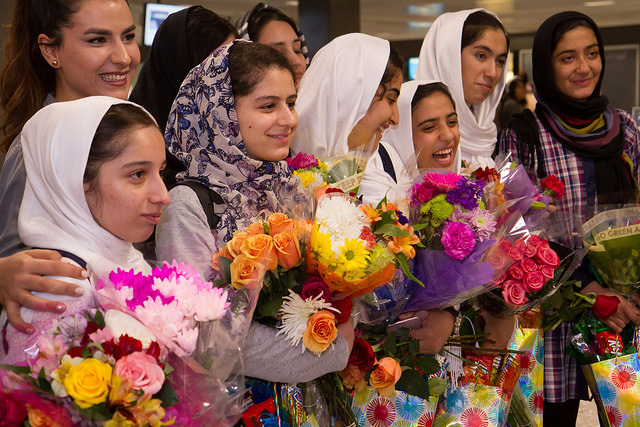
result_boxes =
[291,33,390,157]
[19,96,152,277]
[416,8,508,168]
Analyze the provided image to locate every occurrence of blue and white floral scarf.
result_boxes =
[165,40,306,244]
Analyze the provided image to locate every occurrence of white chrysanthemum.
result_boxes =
[276,290,337,350]
[315,196,367,257]
[193,288,229,322]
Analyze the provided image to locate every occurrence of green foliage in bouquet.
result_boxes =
[542,280,596,331]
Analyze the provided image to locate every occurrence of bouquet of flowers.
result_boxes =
[581,206,640,297]
[403,171,502,311]
[569,301,640,426]
[287,151,368,196]
[307,191,420,299]
[0,307,224,425]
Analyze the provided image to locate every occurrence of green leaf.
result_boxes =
[37,367,52,393]
[375,224,409,237]
[409,340,420,356]
[155,382,179,407]
[0,363,31,376]
[411,223,428,232]
[549,290,563,309]
[397,369,430,399]
[428,377,447,397]
[258,296,284,318]
[415,355,442,377]
[383,333,397,356]
[92,310,106,329]
[396,252,424,287]
[219,256,232,284]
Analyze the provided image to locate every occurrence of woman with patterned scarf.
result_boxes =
[498,11,640,426]
[156,40,353,383]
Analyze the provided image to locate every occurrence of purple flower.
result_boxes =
[441,221,477,260]
[286,152,318,171]
[445,177,485,210]
[395,210,408,225]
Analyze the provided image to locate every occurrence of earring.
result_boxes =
[52,60,58,67]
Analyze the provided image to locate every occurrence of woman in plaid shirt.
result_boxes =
[498,11,640,426]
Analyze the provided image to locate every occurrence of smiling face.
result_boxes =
[354,69,403,148]
[412,91,460,170]
[235,67,298,162]
[39,0,140,101]
[84,125,170,243]
[552,25,602,101]
[460,28,508,107]
[256,20,306,88]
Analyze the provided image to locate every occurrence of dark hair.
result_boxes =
[186,6,238,67]
[246,6,301,42]
[379,46,403,90]
[0,0,85,153]
[461,11,510,52]
[84,103,157,193]
[506,77,525,98]
[551,18,595,52]
[411,82,456,111]
[228,41,294,98]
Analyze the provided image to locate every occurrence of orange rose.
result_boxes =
[339,363,367,392]
[230,254,266,290]
[228,230,249,258]
[369,357,402,396]
[273,230,302,269]
[210,246,232,272]
[27,405,64,427]
[303,310,338,353]
[245,221,266,236]
[267,213,295,236]
[240,234,278,270]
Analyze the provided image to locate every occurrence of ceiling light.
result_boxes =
[408,21,433,29]
[285,0,298,6]
[584,0,614,6]
[407,4,443,16]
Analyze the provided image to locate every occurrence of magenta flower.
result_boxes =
[441,221,476,260]
[286,152,318,171]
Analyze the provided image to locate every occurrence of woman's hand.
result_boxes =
[337,317,355,352]
[479,311,516,350]
[399,309,455,355]
[581,280,640,333]
[0,250,87,334]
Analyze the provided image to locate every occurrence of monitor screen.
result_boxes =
[407,57,419,80]
[144,3,189,46]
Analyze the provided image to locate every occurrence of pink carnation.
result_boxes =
[441,221,476,260]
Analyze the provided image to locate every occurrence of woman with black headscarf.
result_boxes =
[498,11,640,425]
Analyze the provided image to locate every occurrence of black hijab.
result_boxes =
[129,8,191,133]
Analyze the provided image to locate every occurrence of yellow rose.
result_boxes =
[230,254,266,290]
[267,213,295,236]
[273,230,302,269]
[369,357,402,396]
[240,234,278,270]
[63,358,112,409]
[303,310,338,353]
[227,230,249,258]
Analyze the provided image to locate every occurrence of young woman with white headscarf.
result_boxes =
[291,33,403,158]
[417,9,509,167]
[358,80,462,206]
[1,96,170,363]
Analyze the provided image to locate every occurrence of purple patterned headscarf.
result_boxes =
[165,40,306,244]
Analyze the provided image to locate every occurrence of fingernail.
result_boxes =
[56,304,65,312]
[75,287,85,296]
[25,327,35,335]
[81,270,89,278]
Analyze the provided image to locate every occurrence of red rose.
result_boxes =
[541,175,566,200]
[523,271,545,292]
[301,275,331,303]
[486,246,512,273]
[592,295,620,319]
[332,298,353,324]
[502,280,528,305]
[539,265,555,281]
[535,246,560,268]
[527,235,542,246]
[348,338,376,371]
[325,188,345,195]
[520,258,538,273]
[507,265,525,281]
[506,245,524,262]
[0,390,27,425]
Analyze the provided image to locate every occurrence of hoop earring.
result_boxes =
[52,60,58,67]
